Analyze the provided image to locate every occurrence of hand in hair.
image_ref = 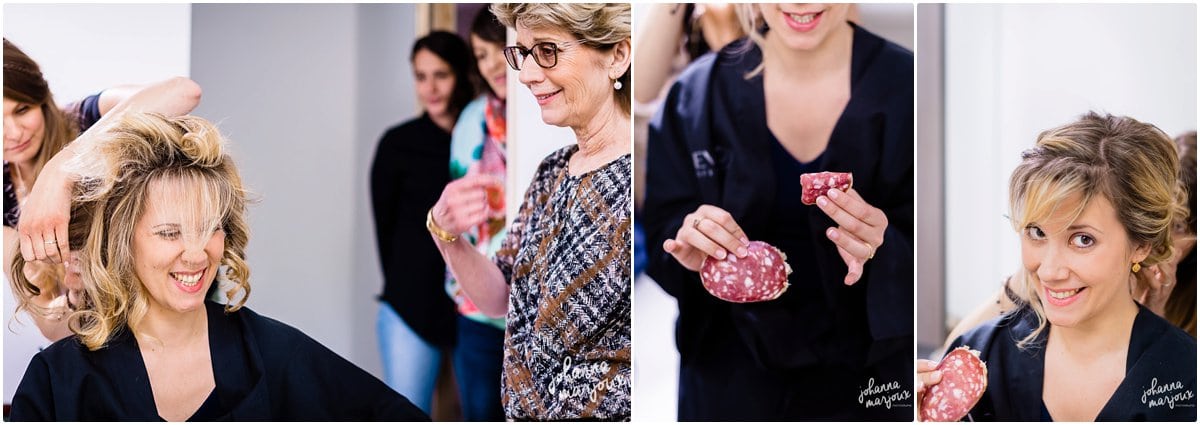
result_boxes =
[17,77,202,264]
[1134,264,1177,317]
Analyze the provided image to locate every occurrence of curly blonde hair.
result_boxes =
[9,113,252,351]
[491,3,631,115]
[1009,112,1185,348]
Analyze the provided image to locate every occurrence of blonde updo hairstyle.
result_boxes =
[1008,112,1185,347]
[9,113,252,351]
[490,3,631,116]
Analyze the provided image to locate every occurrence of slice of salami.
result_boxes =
[800,172,854,205]
[699,241,791,303]
[920,346,988,422]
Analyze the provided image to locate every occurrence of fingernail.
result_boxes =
[716,249,727,260]
[829,189,841,200]
[817,197,828,207]
[932,371,942,381]
[737,247,748,257]
[740,236,750,244]
[827,228,838,239]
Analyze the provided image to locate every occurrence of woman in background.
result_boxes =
[369,31,475,416]
[445,5,509,421]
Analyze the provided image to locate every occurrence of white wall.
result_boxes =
[189,4,410,378]
[943,4,1197,325]
[3,4,192,103]
[353,3,420,377]
[2,4,192,404]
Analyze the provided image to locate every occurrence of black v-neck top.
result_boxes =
[953,304,1196,421]
[10,301,428,421]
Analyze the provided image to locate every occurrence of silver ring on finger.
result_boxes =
[44,239,57,245]
[692,217,703,230]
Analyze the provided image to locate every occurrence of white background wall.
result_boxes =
[3,4,192,103]
[189,2,365,371]
[942,4,1197,329]
[2,4,192,403]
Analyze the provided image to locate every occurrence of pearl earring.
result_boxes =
[613,80,623,90]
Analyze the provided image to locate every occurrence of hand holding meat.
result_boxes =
[663,205,750,272]
[813,187,887,285]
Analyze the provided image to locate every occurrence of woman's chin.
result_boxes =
[538,109,567,128]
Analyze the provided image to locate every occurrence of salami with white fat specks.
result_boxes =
[920,346,988,422]
[699,241,791,303]
[800,172,854,205]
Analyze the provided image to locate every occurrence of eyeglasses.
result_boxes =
[502,39,587,71]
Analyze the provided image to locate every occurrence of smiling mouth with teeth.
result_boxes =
[171,270,205,287]
[1048,288,1083,299]
[787,11,821,24]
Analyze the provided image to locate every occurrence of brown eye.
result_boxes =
[1069,233,1095,248]
[1024,225,1046,241]
[535,44,557,62]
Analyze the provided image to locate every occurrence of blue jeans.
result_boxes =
[377,302,442,415]
[453,315,506,421]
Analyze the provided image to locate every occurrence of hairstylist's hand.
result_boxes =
[63,250,85,308]
[431,174,500,238]
[18,154,72,264]
[916,359,942,421]
[663,204,749,272]
[815,188,888,285]
[1134,263,1177,318]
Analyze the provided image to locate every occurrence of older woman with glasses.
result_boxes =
[425,3,631,421]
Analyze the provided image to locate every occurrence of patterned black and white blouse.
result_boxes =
[495,145,631,420]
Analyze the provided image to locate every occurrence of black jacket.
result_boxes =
[370,114,457,348]
[645,23,913,420]
[10,302,428,421]
[952,304,1196,421]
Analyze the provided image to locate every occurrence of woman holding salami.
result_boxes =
[644,3,913,420]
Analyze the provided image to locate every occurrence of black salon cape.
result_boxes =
[644,23,913,420]
[950,304,1197,421]
[9,301,429,421]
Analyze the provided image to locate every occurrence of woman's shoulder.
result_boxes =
[215,302,316,350]
[535,145,577,174]
[1132,304,1196,359]
[380,115,441,143]
[29,334,93,366]
[455,96,488,125]
[953,305,1041,357]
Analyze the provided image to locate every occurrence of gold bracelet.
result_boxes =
[426,208,458,243]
